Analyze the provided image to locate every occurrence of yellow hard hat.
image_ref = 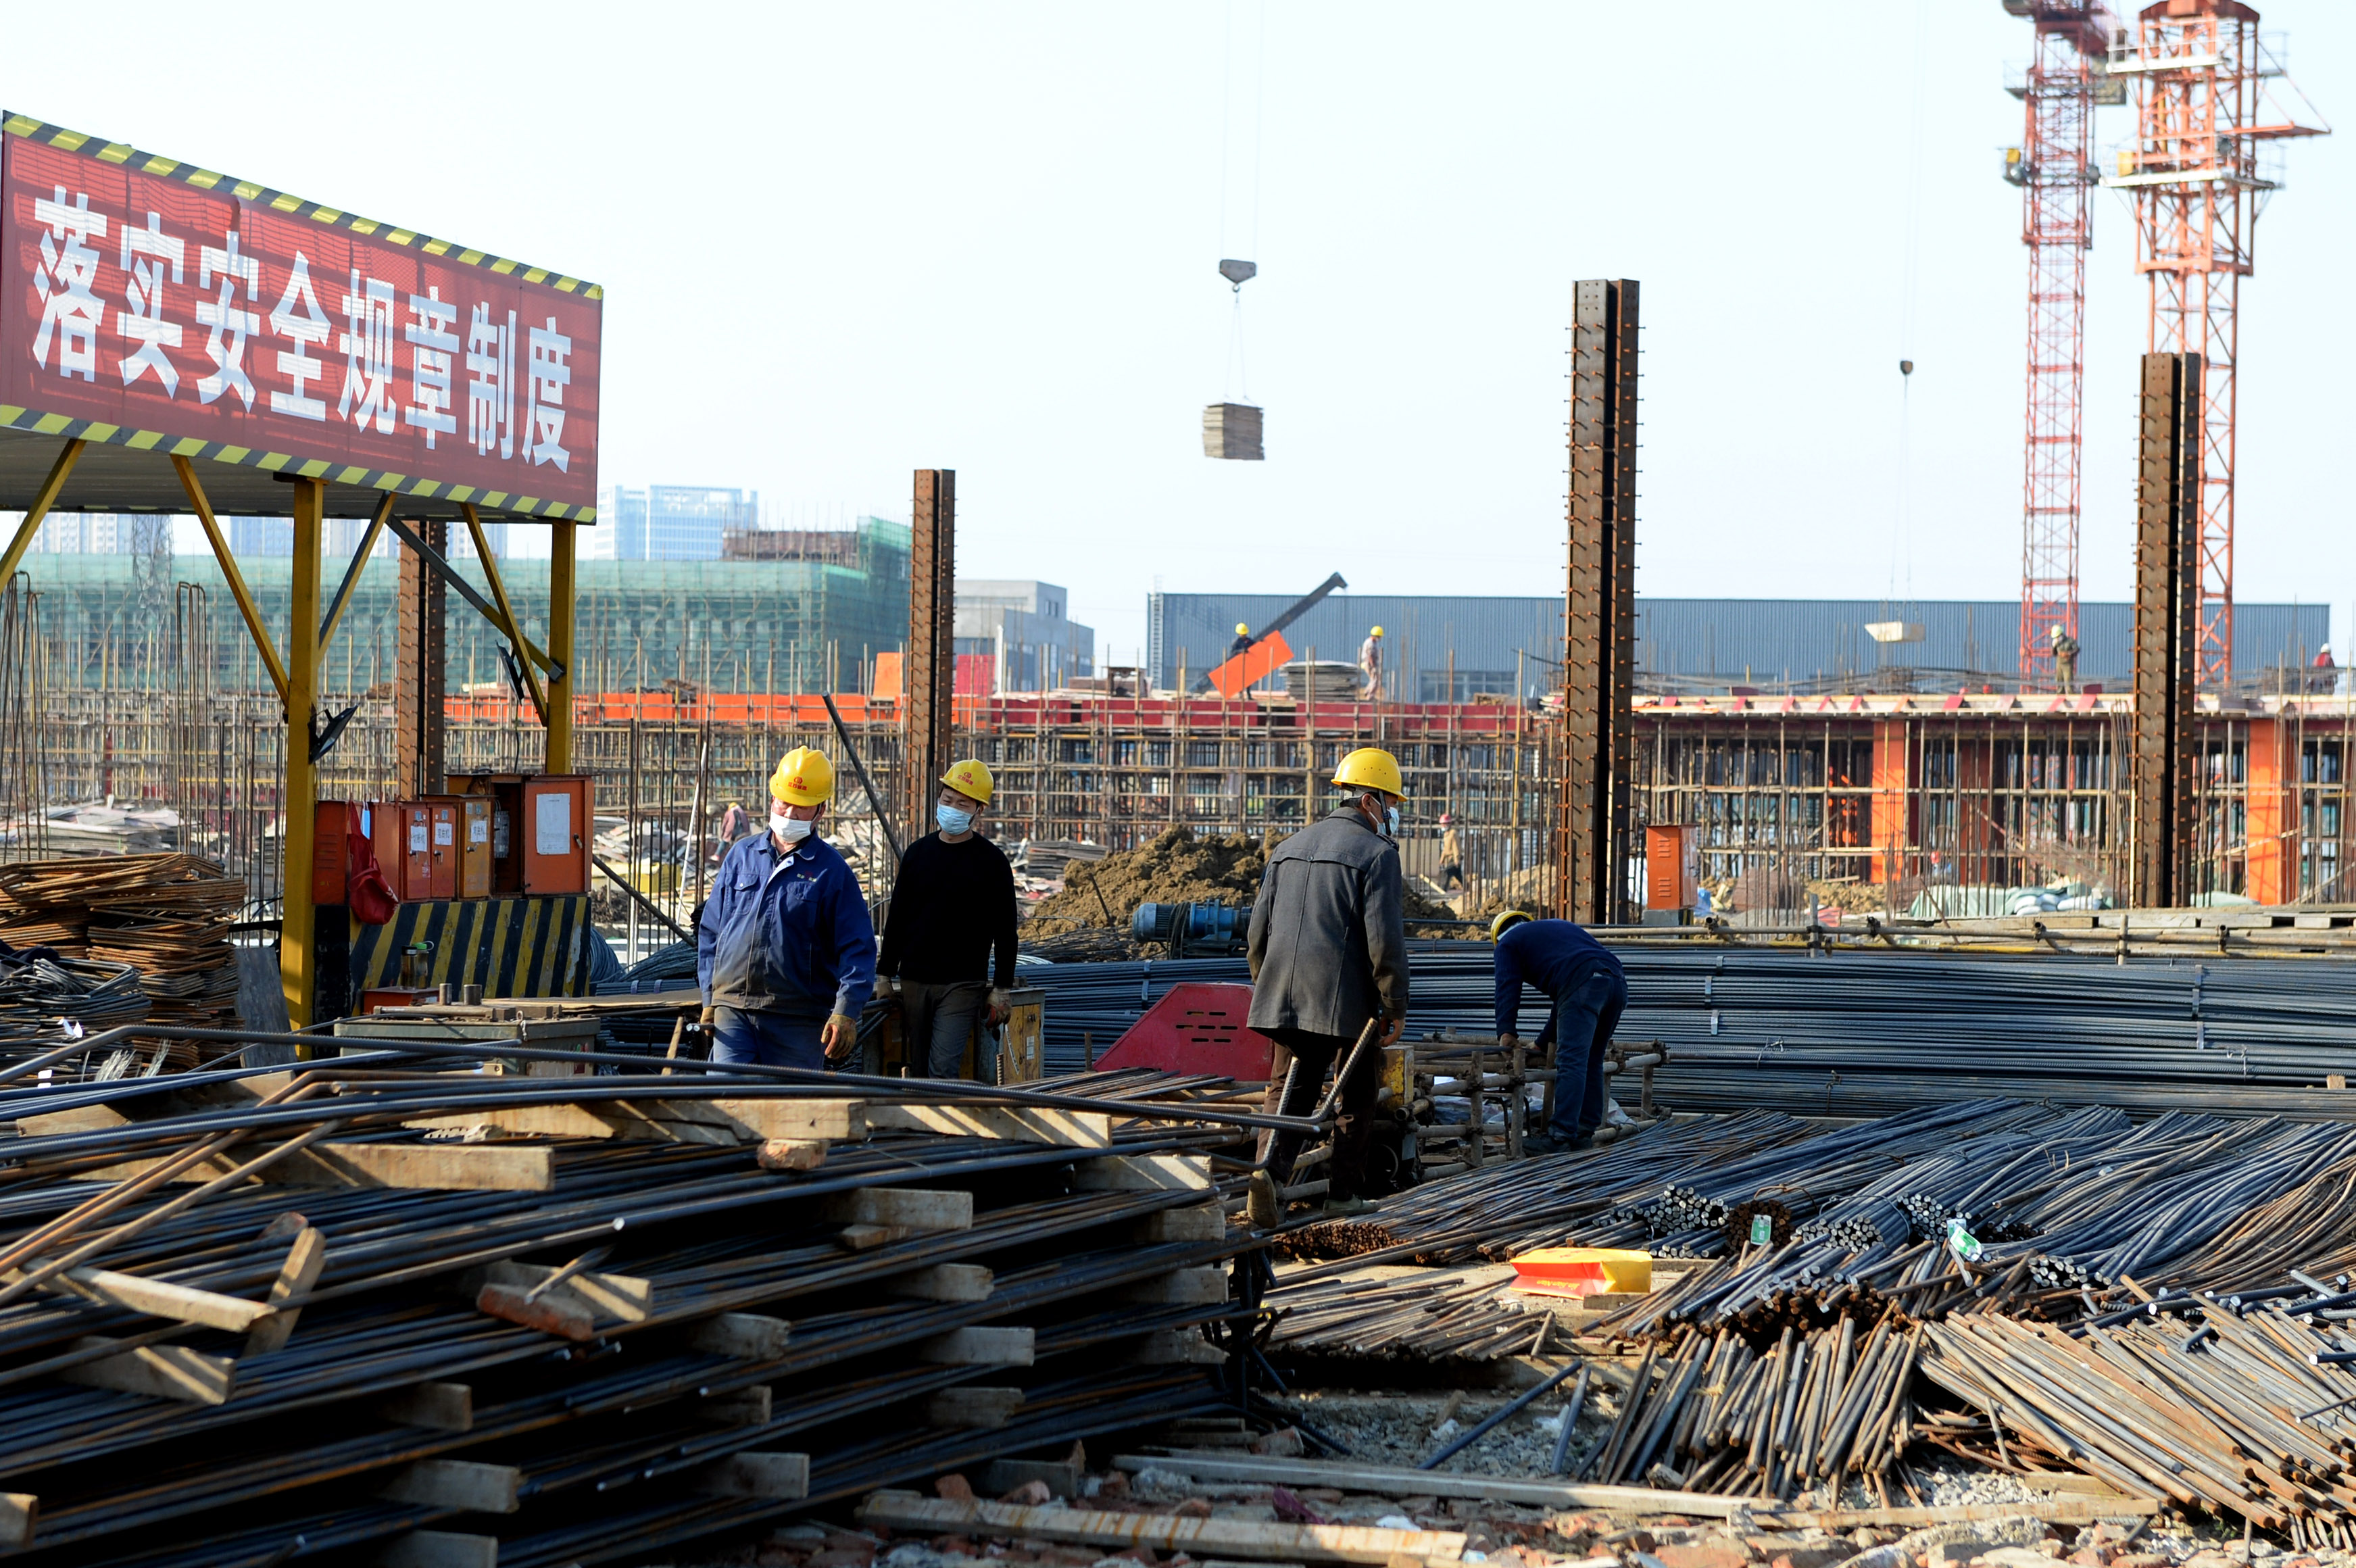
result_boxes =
[768,746,835,808]
[1235,622,1250,635]
[1369,625,1385,637]
[1491,909,1533,942]
[1332,746,1404,797]
[941,758,995,806]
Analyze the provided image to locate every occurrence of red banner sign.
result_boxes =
[0,117,601,517]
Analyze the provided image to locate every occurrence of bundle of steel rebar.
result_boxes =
[1262,1269,1549,1361]
[0,854,241,1052]
[0,1044,1267,1564]
[1023,944,2356,1114]
[1920,1304,2356,1535]
[0,945,147,1073]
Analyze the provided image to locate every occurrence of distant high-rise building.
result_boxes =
[641,486,757,561]
[956,581,1094,693]
[27,513,136,554]
[228,516,293,558]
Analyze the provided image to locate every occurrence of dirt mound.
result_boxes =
[1025,826,1269,935]
[1026,823,1461,940]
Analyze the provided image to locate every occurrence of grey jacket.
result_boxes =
[1246,807,1410,1039]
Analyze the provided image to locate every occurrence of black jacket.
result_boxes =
[1246,807,1410,1039]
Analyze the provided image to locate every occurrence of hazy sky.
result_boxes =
[5,1,2350,666]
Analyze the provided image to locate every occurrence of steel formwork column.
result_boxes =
[283,478,324,1031]
[1560,278,1638,924]
[1869,717,1915,887]
[395,519,448,799]
[2245,714,2297,905]
[2132,351,2201,909]
[547,521,576,773]
[907,470,956,833]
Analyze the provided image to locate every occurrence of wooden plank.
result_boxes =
[57,1338,236,1405]
[12,1265,276,1333]
[376,1459,522,1514]
[865,1103,1113,1148]
[696,1386,772,1425]
[0,1494,33,1552]
[1130,1205,1227,1243]
[917,1326,1035,1366]
[1112,1453,1753,1519]
[1121,1267,1229,1306]
[473,1281,594,1341]
[464,1260,653,1324]
[374,1531,500,1568]
[708,1098,866,1141]
[887,1263,993,1302]
[1073,1154,1214,1192]
[244,1224,328,1354]
[756,1139,827,1171]
[71,1142,555,1190]
[923,1386,1025,1428]
[818,1188,973,1231]
[695,1450,810,1500]
[687,1312,793,1361]
[835,1223,910,1252]
[16,1104,130,1137]
[377,1382,473,1433]
[401,1103,625,1140]
[858,1490,1468,1565]
[1129,1328,1226,1366]
[981,1459,1081,1499]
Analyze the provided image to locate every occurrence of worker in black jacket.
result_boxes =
[1244,746,1410,1225]
[877,760,1019,1079]
[1492,909,1627,1153]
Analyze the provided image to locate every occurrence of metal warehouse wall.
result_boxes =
[1148,593,2332,693]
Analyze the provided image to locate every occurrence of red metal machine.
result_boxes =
[1090,983,1277,1081]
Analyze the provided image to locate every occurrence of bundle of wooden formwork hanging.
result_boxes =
[0,1035,1275,1566]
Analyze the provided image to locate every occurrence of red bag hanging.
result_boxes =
[347,825,399,927]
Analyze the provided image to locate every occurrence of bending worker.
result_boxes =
[697,746,877,1069]
[1244,745,1410,1225]
[1493,908,1626,1154]
[877,759,1019,1079]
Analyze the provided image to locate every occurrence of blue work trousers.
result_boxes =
[710,1008,827,1071]
[1546,966,1627,1141]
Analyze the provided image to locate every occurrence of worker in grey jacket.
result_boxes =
[1244,746,1410,1225]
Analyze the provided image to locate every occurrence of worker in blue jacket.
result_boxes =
[696,745,877,1070]
[1492,910,1625,1154]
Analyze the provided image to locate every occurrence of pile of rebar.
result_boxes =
[0,854,241,1051]
[1262,1269,1550,1362]
[1024,944,2356,1115]
[0,1033,1275,1565]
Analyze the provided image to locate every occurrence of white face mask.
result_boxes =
[771,812,813,844]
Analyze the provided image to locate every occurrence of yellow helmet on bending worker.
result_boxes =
[769,745,835,807]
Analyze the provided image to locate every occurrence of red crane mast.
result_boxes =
[2007,2,2116,690]
[2109,0,2326,687]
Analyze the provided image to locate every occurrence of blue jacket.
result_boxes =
[1494,918,1623,1042]
[697,830,877,1023]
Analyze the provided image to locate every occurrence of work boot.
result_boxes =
[1524,1131,1593,1157]
[1246,1170,1281,1229]
[1320,1194,1375,1218]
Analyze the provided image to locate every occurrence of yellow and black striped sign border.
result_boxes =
[1,112,599,524]
[349,894,590,998]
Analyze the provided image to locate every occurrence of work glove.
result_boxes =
[986,987,1012,1026]
[820,1012,858,1062]
[699,1004,716,1027]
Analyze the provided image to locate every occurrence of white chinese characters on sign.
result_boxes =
[403,287,458,449]
[270,253,331,421]
[524,318,571,471]
[467,305,514,460]
[117,212,185,395]
[195,232,260,410]
[17,184,586,487]
[31,187,107,382]
[337,270,397,435]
